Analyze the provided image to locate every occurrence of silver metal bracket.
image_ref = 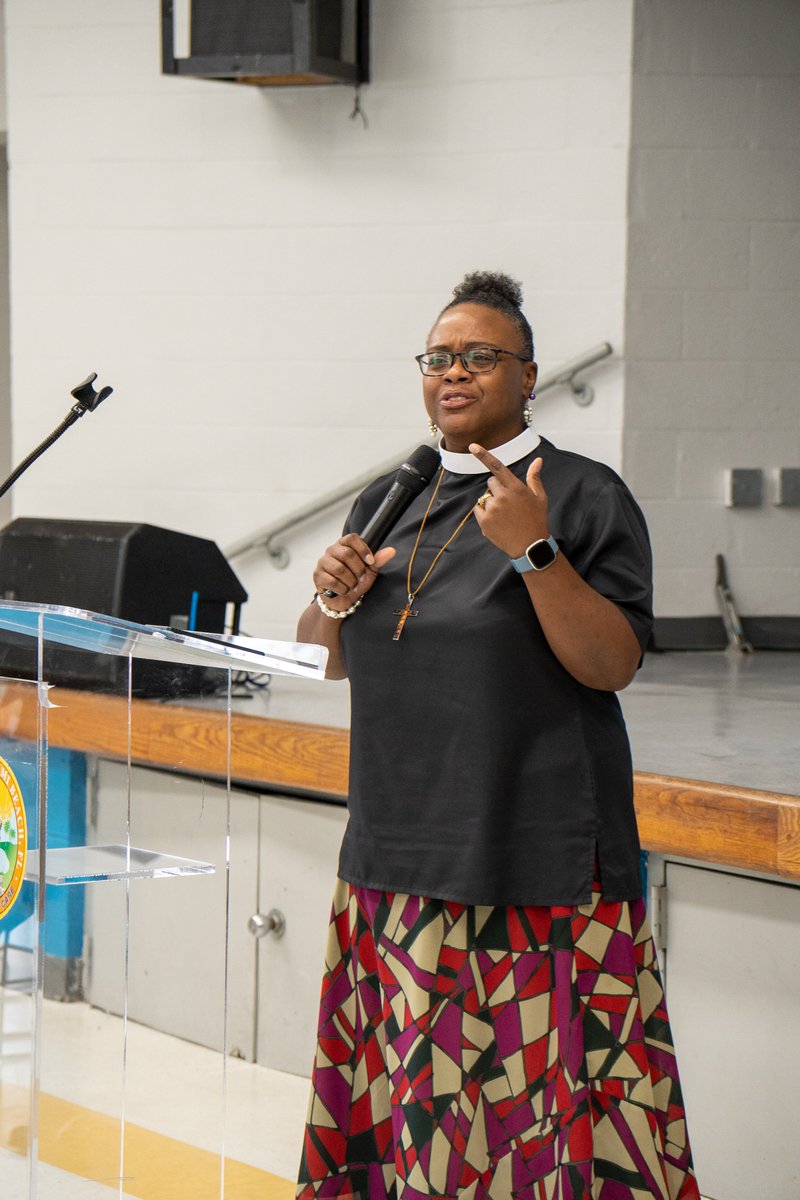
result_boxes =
[568,378,594,407]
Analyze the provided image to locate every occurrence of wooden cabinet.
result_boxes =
[254,795,348,1076]
[656,859,800,1200]
[86,761,260,1061]
[85,761,346,1076]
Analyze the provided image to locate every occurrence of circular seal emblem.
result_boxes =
[0,754,27,920]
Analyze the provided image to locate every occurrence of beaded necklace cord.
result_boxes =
[392,467,478,641]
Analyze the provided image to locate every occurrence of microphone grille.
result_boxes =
[403,444,441,486]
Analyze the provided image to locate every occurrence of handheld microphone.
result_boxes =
[359,444,441,552]
[320,444,440,598]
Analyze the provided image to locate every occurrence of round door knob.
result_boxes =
[248,908,286,939]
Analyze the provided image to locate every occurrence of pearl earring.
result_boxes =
[523,396,534,426]
[427,418,438,436]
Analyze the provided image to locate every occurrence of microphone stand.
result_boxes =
[0,373,113,502]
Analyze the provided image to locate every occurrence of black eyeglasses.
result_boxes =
[415,346,530,376]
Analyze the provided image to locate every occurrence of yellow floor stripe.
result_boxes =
[1,1081,296,1198]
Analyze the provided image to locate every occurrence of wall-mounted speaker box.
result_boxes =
[0,518,248,696]
[161,0,369,86]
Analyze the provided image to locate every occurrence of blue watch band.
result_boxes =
[510,535,559,573]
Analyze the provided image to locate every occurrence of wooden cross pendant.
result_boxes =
[392,597,419,641]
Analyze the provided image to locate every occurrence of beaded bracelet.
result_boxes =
[315,592,363,620]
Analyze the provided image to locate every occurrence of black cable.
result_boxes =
[208,669,272,699]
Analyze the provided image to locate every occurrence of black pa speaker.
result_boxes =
[162,0,369,87]
[0,518,248,696]
[190,0,341,59]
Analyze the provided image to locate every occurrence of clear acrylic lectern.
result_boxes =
[0,601,327,1198]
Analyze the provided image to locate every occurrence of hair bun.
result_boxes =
[452,270,523,310]
[441,268,534,359]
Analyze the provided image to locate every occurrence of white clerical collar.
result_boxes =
[439,426,541,475]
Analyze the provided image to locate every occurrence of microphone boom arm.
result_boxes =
[0,373,113,502]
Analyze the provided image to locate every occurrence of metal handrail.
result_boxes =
[226,341,613,565]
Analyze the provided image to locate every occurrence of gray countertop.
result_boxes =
[621,651,798,796]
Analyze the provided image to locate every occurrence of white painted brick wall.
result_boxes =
[624,0,800,618]
[4,0,635,641]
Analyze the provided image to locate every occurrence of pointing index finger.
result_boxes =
[469,443,515,483]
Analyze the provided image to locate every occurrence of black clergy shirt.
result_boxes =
[337,434,653,907]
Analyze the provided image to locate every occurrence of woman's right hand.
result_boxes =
[300,535,396,678]
[313,534,396,611]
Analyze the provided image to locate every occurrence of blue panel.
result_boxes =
[0,740,87,957]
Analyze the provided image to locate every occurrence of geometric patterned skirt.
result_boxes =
[296,877,701,1200]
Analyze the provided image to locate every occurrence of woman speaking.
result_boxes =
[295,272,700,1200]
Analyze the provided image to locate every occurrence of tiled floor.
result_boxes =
[1,978,310,1197]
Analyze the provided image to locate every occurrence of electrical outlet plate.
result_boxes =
[725,468,763,508]
[775,467,800,507]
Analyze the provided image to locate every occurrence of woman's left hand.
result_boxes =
[469,442,641,692]
[470,443,549,555]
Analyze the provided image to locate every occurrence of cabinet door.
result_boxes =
[86,761,259,1060]
[256,794,348,1077]
[664,862,800,1200]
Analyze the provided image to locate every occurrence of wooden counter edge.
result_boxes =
[633,771,800,881]
[0,682,351,798]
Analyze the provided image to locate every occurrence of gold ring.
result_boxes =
[476,490,492,509]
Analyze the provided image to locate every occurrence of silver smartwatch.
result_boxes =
[510,535,559,573]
